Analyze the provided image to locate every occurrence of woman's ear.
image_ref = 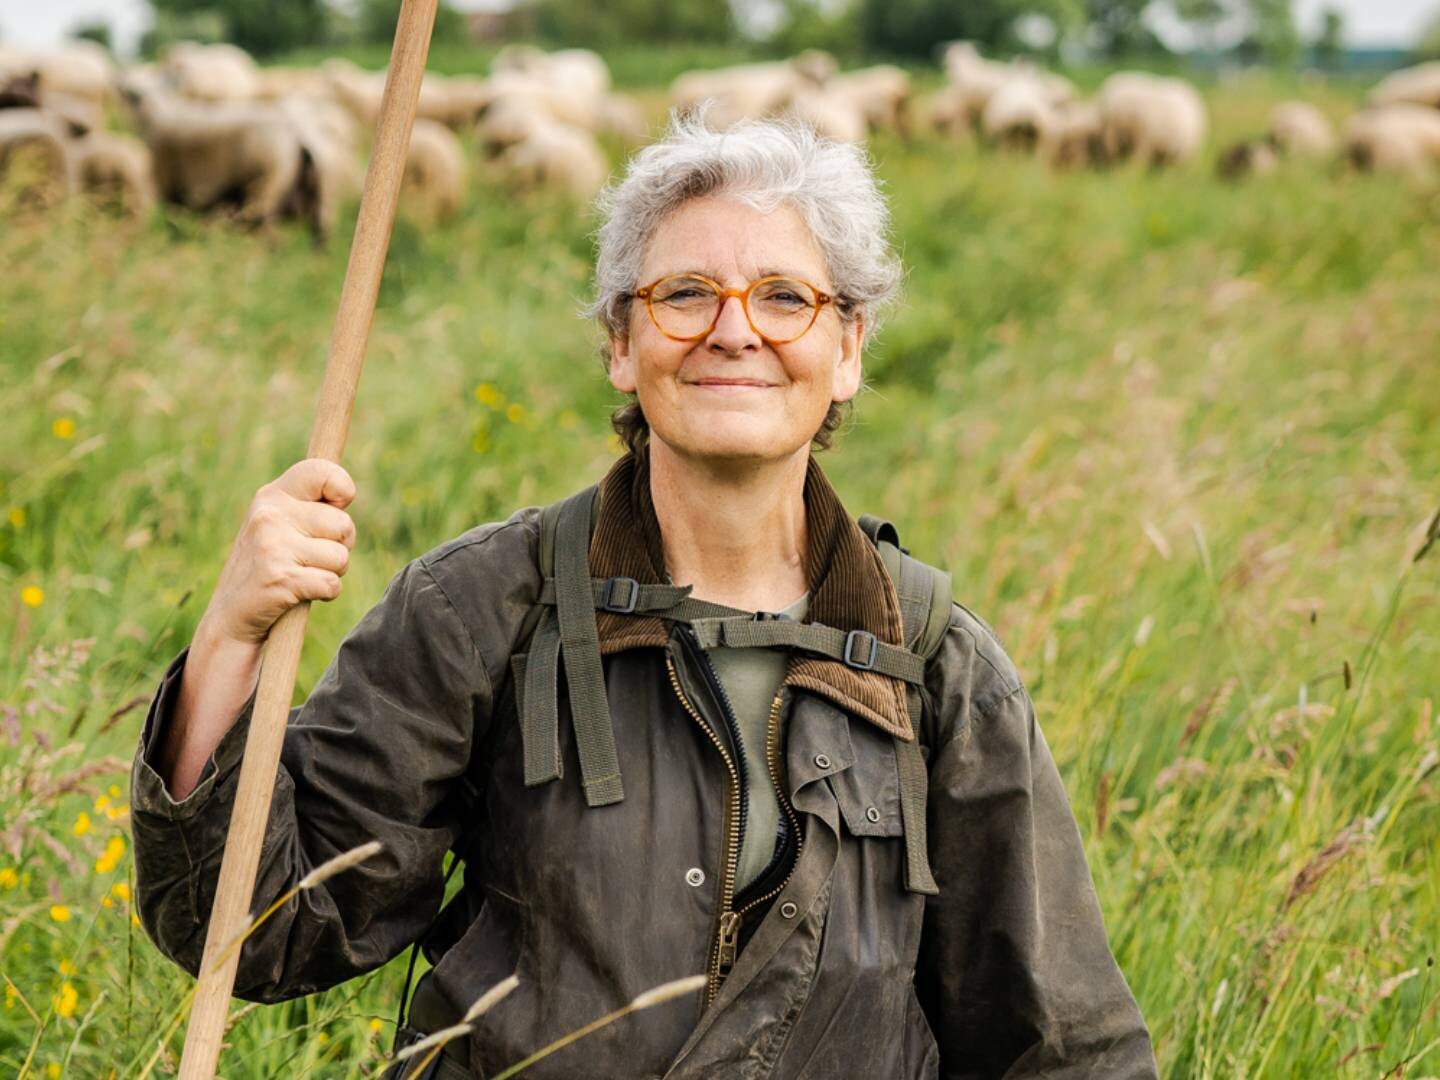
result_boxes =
[831,314,864,404]
[609,333,636,394]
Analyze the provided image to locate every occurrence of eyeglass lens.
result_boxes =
[649,275,820,341]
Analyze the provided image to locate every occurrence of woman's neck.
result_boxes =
[647,438,811,613]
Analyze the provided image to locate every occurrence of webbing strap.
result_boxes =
[554,490,624,806]
[895,736,939,895]
[536,578,749,621]
[521,610,563,787]
[686,617,927,685]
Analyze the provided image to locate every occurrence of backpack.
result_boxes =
[393,482,953,1050]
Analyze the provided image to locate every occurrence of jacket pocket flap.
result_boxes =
[826,728,903,838]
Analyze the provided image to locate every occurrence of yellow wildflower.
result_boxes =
[58,959,76,977]
[0,867,17,889]
[505,403,527,425]
[72,812,91,837]
[471,429,491,454]
[317,1032,329,1044]
[50,905,71,923]
[21,585,44,608]
[102,897,113,909]
[474,383,504,409]
[368,1017,383,1034]
[6,506,24,528]
[95,835,126,873]
[94,795,110,813]
[53,981,78,1018]
[48,1065,62,1079]
[52,417,77,439]
[5,983,16,1009]
[108,785,121,798]
[105,804,128,821]
[131,911,140,927]
[112,882,130,902]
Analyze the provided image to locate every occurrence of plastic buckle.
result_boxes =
[599,576,640,614]
[843,629,878,671]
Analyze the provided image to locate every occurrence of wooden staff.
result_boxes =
[177,2,439,1074]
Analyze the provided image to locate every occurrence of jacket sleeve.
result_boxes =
[915,608,1158,1079]
[129,554,492,1003]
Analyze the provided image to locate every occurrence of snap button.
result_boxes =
[685,868,705,887]
[865,806,881,824]
[813,754,832,770]
[779,901,798,919]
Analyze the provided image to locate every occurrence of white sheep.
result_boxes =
[1369,61,1440,111]
[1344,105,1440,175]
[402,117,467,221]
[0,107,76,205]
[936,41,1016,133]
[787,88,867,143]
[1268,101,1335,158]
[72,130,157,215]
[1097,71,1207,167]
[829,64,912,137]
[981,76,1056,152]
[670,53,834,129]
[1041,100,1105,169]
[490,113,608,200]
[163,42,261,103]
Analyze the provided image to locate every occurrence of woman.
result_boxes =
[132,114,1157,1078]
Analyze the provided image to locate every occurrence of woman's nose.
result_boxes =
[706,295,761,352]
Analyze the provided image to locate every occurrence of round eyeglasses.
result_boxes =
[633,273,835,345]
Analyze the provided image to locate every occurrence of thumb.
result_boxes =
[276,458,357,508]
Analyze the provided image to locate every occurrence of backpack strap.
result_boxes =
[858,514,952,897]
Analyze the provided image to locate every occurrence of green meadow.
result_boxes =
[1,64,1437,1076]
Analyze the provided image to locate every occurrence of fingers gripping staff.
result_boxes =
[176,2,442,1075]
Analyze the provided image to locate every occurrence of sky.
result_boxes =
[0,0,1433,58]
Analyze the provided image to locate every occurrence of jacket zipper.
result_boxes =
[665,646,804,1008]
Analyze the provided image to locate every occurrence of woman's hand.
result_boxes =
[156,459,357,801]
[202,458,358,646]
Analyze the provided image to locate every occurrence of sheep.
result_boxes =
[1344,105,1440,175]
[829,64,912,137]
[402,117,467,221]
[495,116,607,203]
[125,83,328,237]
[71,131,157,215]
[670,53,834,129]
[1041,100,1105,169]
[253,67,332,102]
[163,42,261,103]
[492,45,611,100]
[787,88,867,143]
[981,76,1055,152]
[0,108,76,206]
[1369,61,1440,111]
[323,59,385,127]
[1268,101,1335,158]
[1097,71,1207,167]
[0,44,113,132]
[1216,138,1280,180]
[936,41,1016,133]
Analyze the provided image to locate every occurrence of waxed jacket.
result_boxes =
[130,447,1158,1079]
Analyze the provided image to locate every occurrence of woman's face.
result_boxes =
[609,194,863,467]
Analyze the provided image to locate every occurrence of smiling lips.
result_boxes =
[688,378,776,390]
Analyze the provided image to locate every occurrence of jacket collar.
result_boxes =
[589,445,914,741]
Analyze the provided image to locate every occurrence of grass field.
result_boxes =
[1,64,1438,1077]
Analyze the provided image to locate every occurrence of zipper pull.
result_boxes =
[716,911,742,977]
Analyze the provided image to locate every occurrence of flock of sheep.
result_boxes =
[2,38,1440,240]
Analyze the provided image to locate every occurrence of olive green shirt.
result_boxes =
[703,590,811,891]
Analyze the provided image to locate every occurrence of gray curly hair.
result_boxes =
[586,108,903,452]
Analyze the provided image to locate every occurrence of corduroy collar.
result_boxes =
[589,445,914,741]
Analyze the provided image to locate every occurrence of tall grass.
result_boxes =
[1,66,1437,1076]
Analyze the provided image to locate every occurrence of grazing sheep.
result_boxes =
[670,54,834,129]
[492,45,612,100]
[323,58,385,127]
[492,115,608,199]
[1216,137,1280,180]
[981,76,1055,152]
[829,64,912,137]
[126,84,326,236]
[1344,105,1440,175]
[1369,61,1440,111]
[0,72,42,110]
[1269,101,1335,157]
[402,117,467,221]
[71,131,157,214]
[1097,71,1207,167]
[163,42,261,103]
[253,67,332,102]
[0,44,112,132]
[937,41,1016,133]
[0,108,76,205]
[788,88,866,143]
[1041,100,1105,169]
